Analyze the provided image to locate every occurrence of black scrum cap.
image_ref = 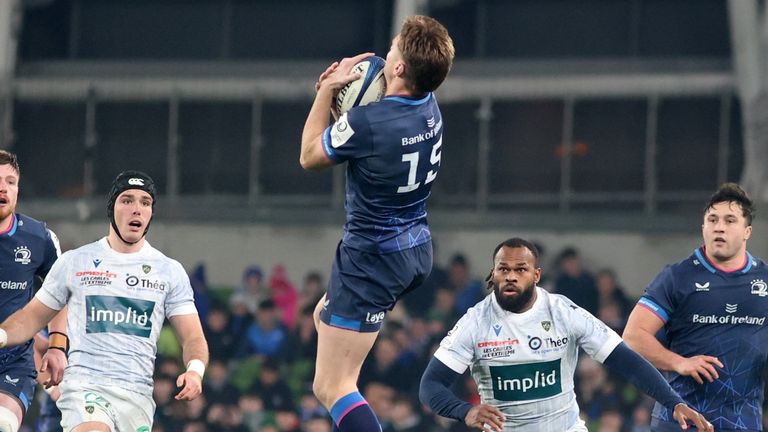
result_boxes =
[107,170,156,219]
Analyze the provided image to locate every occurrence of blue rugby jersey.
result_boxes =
[0,214,60,362]
[321,93,442,254]
[638,247,768,430]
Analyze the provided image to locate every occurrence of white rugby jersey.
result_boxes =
[434,287,622,431]
[35,238,197,394]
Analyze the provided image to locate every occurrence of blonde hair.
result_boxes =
[398,15,455,94]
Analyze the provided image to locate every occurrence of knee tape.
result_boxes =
[0,406,19,432]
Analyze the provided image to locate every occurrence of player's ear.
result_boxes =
[394,61,405,78]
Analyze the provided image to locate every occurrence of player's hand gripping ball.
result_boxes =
[333,56,386,116]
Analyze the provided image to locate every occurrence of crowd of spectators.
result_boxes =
[23,243,738,431]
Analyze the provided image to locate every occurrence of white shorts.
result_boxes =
[56,381,154,432]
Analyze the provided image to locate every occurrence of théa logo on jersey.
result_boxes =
[86,295,155,337]
[490,359,562,401]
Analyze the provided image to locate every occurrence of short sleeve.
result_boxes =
[565,299,623,363]
[165,260,198,317]
[36,227,62,278]
[637,266,676,323]
[433,311,478,374]
[35,252,70,311]
[321,109,372,163]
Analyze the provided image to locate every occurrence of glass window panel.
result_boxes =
[94,102,168,194]
[572,99,646,192]
[490,100,563,194]
[260,101,332,195]
[78,0,224,59]
[178,103,251,194]
[231,0,392,59]
[485,0,633,57]
[638,0,730,57]
[14,102,86,197]
[656,97,720,191]
[430,102,480,202]
[18,0,71,60]
[430,2,478,59]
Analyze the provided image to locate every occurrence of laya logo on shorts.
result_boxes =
[365,311,385,324]
[86,295,155,337]
[490,359,562,401]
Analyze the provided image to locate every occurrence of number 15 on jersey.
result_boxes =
[397,137,442,193]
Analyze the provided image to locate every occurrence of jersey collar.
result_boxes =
[0,214,18,237]
[694,246,753,274]
[383,92,432,105]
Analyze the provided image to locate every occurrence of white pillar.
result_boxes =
[392,0,428,38]
[728,0,768,201]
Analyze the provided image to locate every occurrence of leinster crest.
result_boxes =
[541,321,552,331]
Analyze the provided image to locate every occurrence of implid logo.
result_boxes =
[490,359,562,401]
[86,295,155,337]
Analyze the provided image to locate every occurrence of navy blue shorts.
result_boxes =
[320,241,432,332]
[0,355,37,413]
[36,396,63,432]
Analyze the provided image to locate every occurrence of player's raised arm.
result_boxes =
[0,298,60,348]
[300,52,372,170]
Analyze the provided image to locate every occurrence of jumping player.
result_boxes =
[300,15,454,432]
[625,183,768,431]
[0,170,208,432]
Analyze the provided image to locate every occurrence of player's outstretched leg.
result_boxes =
[313,322,381,432]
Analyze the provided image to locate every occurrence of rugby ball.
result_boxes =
[334,56,386,116]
